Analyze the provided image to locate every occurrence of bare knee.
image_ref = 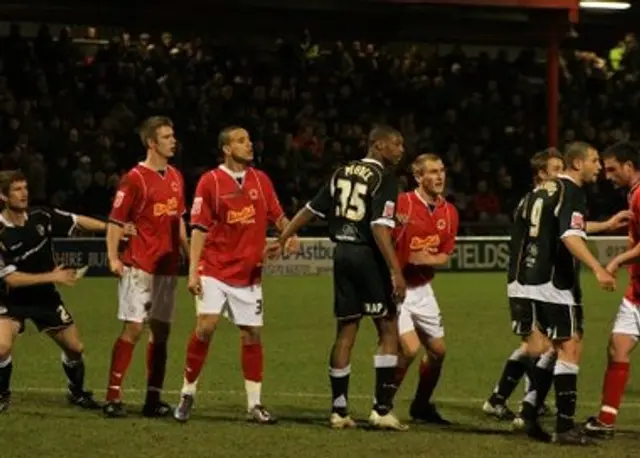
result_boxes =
[608,334,636,363]
[375,316,399,354]
[555,335,582,364]
[0,343,12,362]
[428,339,446,362]
[239,326,261,345]
[399,332,421,362]
[195,314,219,341]
[120,321,145,343]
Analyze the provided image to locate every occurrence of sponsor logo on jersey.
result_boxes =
[410,235,440,250]
[249,189,259,200]
[437,219,447,230]
[191,197,203,216]
[227,205,256,225]
[171,181,179,192]
[153,197,179,217]
[570,211,585,230]
[36,224,45,236]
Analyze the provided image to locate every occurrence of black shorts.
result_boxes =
[535,300,583,341]
[0,291,74,333]
[509,297,536,336]
[332,243,395,321]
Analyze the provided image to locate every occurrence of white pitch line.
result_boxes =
[13,386,640,408]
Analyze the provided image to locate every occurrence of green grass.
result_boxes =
[1,272,639,457]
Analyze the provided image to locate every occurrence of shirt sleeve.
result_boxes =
[557,184,587,239]
[49,208,78,237]
[174,168,187,216]
[440,204,460,255]
[260,173,285,224]
[109,173,141,226]
[306,182,332,219]
[371,173,399,229]
[0,241,16,278]
[190,173,216,232]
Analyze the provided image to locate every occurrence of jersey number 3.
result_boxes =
[334,178,367,222]
[528,197,544,237]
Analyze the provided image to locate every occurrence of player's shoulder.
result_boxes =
[167,164,184,180]
[28,206,53,219]
[442,198,459,215]
[249,167,273,183]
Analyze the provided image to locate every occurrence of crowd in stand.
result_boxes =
[0,24,637,234]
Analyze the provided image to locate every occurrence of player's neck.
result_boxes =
[143,150,169,171]
[630,172,640,189]
[1,208,26,227]
[223,160,247,173]
[562,171,583,187]
[416,187,440,205]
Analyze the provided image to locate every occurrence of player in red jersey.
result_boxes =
[103,116,188,418]
[174,126,294,424]
[391,154,458,424]
[585,141,640,437]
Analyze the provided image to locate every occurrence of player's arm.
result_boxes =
[188,175,216,282]
[557,191,608,274]
[1,249,74,288]
[106,175,139,272]
[74,214,107,232]
[607,242,640,269]
[585,209,632,234]
[371,175,403,277]
[277,182,331,245]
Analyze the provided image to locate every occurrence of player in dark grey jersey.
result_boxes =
[271,125,407,430]
[483,149,629,426]
[516,143,618,445]
[0,170,133,413]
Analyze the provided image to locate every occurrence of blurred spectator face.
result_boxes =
[564,129,576,142]
[223,128,253,164]
[69,129,79,142]
[162,32,173,47]
[221,85,233,100]
[79,156,92,171]
[477,180,488,193]
[253,86,266,101]
[331,141,342,154]
[94,171,107,187]
[499,174,512,189]
[9,118,20,131]
[414,156,446,197]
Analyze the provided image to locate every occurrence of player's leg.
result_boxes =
[174,276,225,423]
[104,267,151,417]
[224,281,276,424]
[329,317,360,428]
[484,298,539,419]
[585,299,639,438]
[405,287,449,424]
[517,332,556,425]
[142,275,178,417]
[0,317,21,412]
[370,313,408,431]
[545,303,593,445]
[46,318,100,409]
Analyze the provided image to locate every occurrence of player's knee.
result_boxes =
[195,315,218,339]
[239,326,260,345]
[428,340,446,361]
[0,343,11,361]
[608,335,633,363]
[121,322,145,343]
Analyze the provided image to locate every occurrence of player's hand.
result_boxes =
[607,210,633,231]
[606,260,621,275]
[108,257,125,277]
[595,267,616,292]
[50,265,77,287]
[284,235,299,255]
[123,222,137,236]
[188,273,203,297]
[264,241,282,260]
[391,270,407,304]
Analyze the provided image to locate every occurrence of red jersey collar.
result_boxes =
[413,189,445,208]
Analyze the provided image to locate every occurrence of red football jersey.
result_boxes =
[109,163,185,275]
[393,191,459,287]
[625,182,640,304]
[190,165,284,287]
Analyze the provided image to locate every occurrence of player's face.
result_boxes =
[416,159,446,196]
[225,128,254,165]
[381,134,404,166]
[1,180,29,211]
[152,126,177,159]
[580,148,602,183]
[603,157,633,188]
[541,157,565,180]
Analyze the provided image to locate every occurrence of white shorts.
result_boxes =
[118,267,178,324]
[196,276,263,327]
[398,282,444,339]
[612,298,640,339]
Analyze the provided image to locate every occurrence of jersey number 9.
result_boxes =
[334,178,367,222]
[528,197,544,237]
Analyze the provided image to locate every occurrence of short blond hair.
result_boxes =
[139,116,173,148]
[411,153,442,176]
[218,125,245,150]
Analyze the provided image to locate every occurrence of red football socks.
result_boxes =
[598,361,630,426]
[241,343,263,382]
[106,338,135,402]
[184,332,210,384]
